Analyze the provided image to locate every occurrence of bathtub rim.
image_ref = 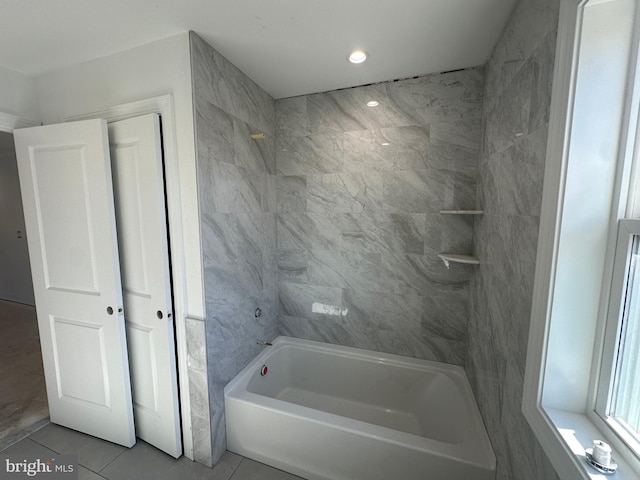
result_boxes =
[224,336,496,471]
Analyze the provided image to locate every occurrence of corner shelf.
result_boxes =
[438,209,483,267]
[437,254,480,268]
[440,209,484,215]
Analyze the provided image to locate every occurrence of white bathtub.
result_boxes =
[224,336,495,480]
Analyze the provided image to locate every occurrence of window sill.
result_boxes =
[525,404,639,479]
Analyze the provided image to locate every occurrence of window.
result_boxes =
[590,0,640,458]
[595,219,640,459]
[522,0,640,478]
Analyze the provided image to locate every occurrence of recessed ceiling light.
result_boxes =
[366,101,379,107]
[348,50,368,64]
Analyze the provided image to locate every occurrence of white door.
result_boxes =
[108,114,182,458]
[14,119,135,447]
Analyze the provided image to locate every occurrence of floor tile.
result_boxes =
[78,465,108,480]
[210,451,243,480]
[2,435,107,480]
[0,418,49,452]
[100,440,224,480]
[1,437,57,456]
[230,459,305,480]
[29,423,126,472]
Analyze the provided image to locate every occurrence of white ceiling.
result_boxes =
[0,0,518,99]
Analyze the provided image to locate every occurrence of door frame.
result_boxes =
[0,113,38,305]
[2,99,212,462]
[65,96,198,459]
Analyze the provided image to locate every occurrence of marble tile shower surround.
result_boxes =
[465,0,563,479]
[276,69,484,364]
[192,18,551,472]
[191,32,278,465]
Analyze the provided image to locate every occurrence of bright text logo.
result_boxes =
[0,455,77,480]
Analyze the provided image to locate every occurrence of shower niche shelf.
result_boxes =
[437,253,480,268]
[437,209,483,267]
[439,209,484,215]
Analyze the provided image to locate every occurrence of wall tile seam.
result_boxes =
[191,40,276,136]
[277,281,470,294]
[473,213,541,223]
[275,168,479,178]
[274,121,483,140]
[197,102,276,150]
[483,31,559,104]
[477,123,550,164]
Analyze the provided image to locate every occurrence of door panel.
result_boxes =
[109,114,182,458]
[14,119,135,447]
[111,141,150,296]
[31,145,99,293]
[52,315,110,405]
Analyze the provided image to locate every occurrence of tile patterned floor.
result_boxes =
[2,424,305,480]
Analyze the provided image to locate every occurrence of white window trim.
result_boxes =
[592,219,640,458]
[523,0,640,478]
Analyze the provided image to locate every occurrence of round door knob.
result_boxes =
[107,306,114,315]
[157,310,163,319]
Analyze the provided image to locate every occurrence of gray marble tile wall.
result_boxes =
[190,32,278,465]
[184,316,212,466]
[465,0,562,479]
[275,70,484,364]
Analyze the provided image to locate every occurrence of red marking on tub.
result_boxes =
[260,365,268,376]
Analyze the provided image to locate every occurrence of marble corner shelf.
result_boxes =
[437,253,480,268]
[438,210,482,267]
[439,209,484,215]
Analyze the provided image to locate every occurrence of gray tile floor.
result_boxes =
[1,424,304,480]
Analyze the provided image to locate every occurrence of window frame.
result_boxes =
[592,219,640,460]
[589,0,640,461]
[522,0,640,478]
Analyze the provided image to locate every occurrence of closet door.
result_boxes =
[108,114,182,458]
[14,119,135,447]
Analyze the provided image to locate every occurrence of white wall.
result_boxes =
[34,32,206,461]
[35,32,204,321]
[0,135,35,305]
[0,65,39,122]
